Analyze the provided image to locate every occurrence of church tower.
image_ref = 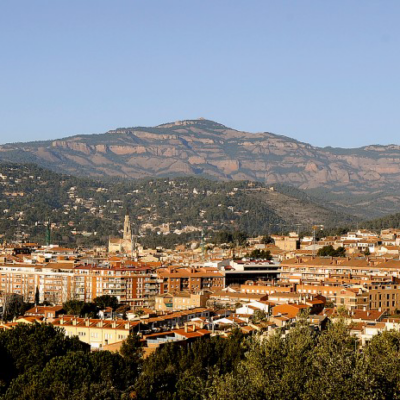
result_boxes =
[123,214,131,241]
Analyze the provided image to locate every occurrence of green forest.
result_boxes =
[0,163,338,247]
[2,319,400,399]
[1,162,397,249]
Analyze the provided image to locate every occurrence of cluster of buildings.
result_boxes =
[2,222,400,353]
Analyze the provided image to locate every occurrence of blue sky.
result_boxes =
[0,1,399,147]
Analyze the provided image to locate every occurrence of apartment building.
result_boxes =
[157,267,224,293]
[367,282,400,313]
[0,262,75,305]
[72,264,161,308]
[296,284,369,311]
[280,258,400,283]
[154,291,211,312]
[0,262,162,308]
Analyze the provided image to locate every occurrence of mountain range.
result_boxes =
[2,119,400,218]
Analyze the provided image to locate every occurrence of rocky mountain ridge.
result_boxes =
[1,119,400,198]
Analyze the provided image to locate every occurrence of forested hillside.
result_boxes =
[0,163,356,246]
[364,212,400,230]
[2,118,400,218]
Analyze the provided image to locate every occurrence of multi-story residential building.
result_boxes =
[0,261,162,309]
[296,284,369,311]
[154,290,211,312]
[157,267,224,293]
[367,282,400,313]
[280,258,400,284]
[0,262,75,305]
[72,264,161,308]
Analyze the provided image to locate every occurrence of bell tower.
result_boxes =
[123,215,131,241]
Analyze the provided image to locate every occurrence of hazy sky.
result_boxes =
[1,1,399,147]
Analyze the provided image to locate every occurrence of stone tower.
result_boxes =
[123,214,131,241]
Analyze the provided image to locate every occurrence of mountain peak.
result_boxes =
[156,118,229,130]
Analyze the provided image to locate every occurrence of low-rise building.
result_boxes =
[51,316,141,350]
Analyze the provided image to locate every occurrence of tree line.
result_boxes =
[2,318,400,399]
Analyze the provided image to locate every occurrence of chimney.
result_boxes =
[184,323,188,333]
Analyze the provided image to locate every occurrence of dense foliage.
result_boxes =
[317,245,346,257]
[245,249,273,260]
[0,324,141,399]
[364,212,400,230]
[1,294,33,322]
[63,296,119,317]
[0,163,355,247]
[3,320,400,399]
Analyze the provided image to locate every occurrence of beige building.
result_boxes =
[52,316,140,349]
[108,215,134,255]
[155,291,211,312]
[272,233,300,251]
[0,262,75,305]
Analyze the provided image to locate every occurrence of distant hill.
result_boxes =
[2,118,400,218]
[0,163,356,246]
[363,212,400,230]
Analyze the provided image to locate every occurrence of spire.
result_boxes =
[123,215,131,240]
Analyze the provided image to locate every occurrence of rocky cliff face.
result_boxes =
[2,119,400,192]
